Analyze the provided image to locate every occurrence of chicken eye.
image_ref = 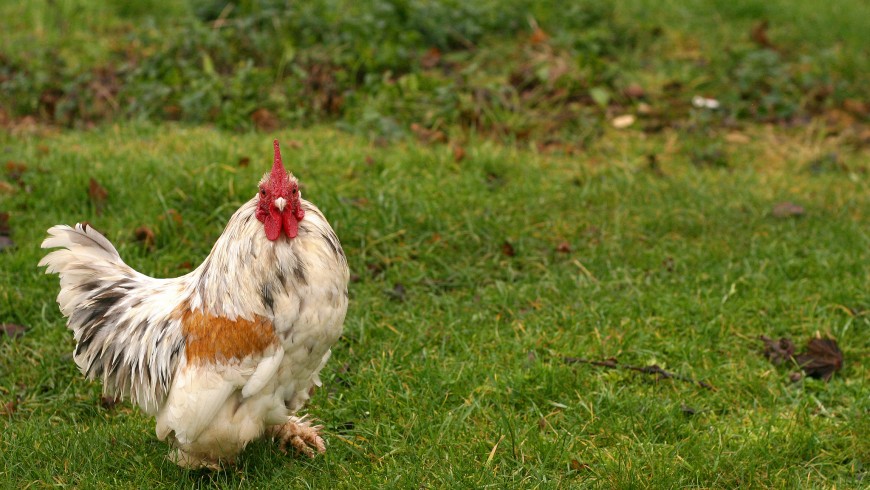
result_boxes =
[291,188,297,194]
[260,188,266,196]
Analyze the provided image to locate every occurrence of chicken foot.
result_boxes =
[267,415,326,457]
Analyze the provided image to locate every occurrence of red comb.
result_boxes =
[271,139,288,184]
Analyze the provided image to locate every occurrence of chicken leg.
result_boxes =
[267,415,326,458]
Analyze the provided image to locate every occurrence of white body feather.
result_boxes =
[40,197,349,464]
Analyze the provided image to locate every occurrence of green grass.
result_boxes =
[1,0,869,488]
[0,123,867,488]
[2,0,868,135]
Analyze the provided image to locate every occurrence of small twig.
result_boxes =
[563,357,716,391]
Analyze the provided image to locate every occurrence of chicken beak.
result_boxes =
[274,197,287,212]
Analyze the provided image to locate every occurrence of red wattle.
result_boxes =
[283,210,299,238]
[264,211,281,241]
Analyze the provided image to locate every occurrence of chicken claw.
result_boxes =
[267,415,326,458]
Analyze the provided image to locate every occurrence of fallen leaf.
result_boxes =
[624,83,645,99]
[842,98,868,117]
[349,273,361,283]
[611,114,636,129]
[771,201,805,218]
[349,197,369,209]
[88,178,108,215]
[795,337,843,381]
[0,181,14,195]
[760,335,796,365]
[238,156,251,167]
[750,19,774,49]
[501,241,516,257]
[452,144,466,163]
[251,108,280,132]
[555,241,571,253]
[410,123,447,144]
[1,399,16,416]
[172,210,186,226]
[133,225,155,250]
[0,323,27,338]
[420,47,441,69]
[789,371,803,383]
[163,105,182,120]
[530,27,549,45]
[5,161,27,182]
[177,261,193,270]
[760,335,843,382]
[570,460,590,471]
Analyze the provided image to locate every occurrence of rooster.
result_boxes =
[39,140,349,469]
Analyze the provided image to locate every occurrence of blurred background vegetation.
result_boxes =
[1,0,867,147]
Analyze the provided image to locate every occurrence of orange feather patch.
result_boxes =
[179,309,278,364]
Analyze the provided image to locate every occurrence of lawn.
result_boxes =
[1,1,868,489]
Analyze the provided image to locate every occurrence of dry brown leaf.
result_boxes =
[452,144,466,162]
[238,156,251,167]
[163,105,182,120]
[251,108,280,132]
[0,323,27,338]
[530,28,549,45]
[421,47,441,69]
[556,241,572,253]
[795,338,843,381]
[842,99,868,117]
[1,399,16,416]
[410,123,447,144]
[759,335,843,382]
[624,84,645,99]
[760,336,796,365]
[750,20,774,49]
[5,161,27,182]
[771,201,805,218]
[501,241,516,257]
[133,225,155,250]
